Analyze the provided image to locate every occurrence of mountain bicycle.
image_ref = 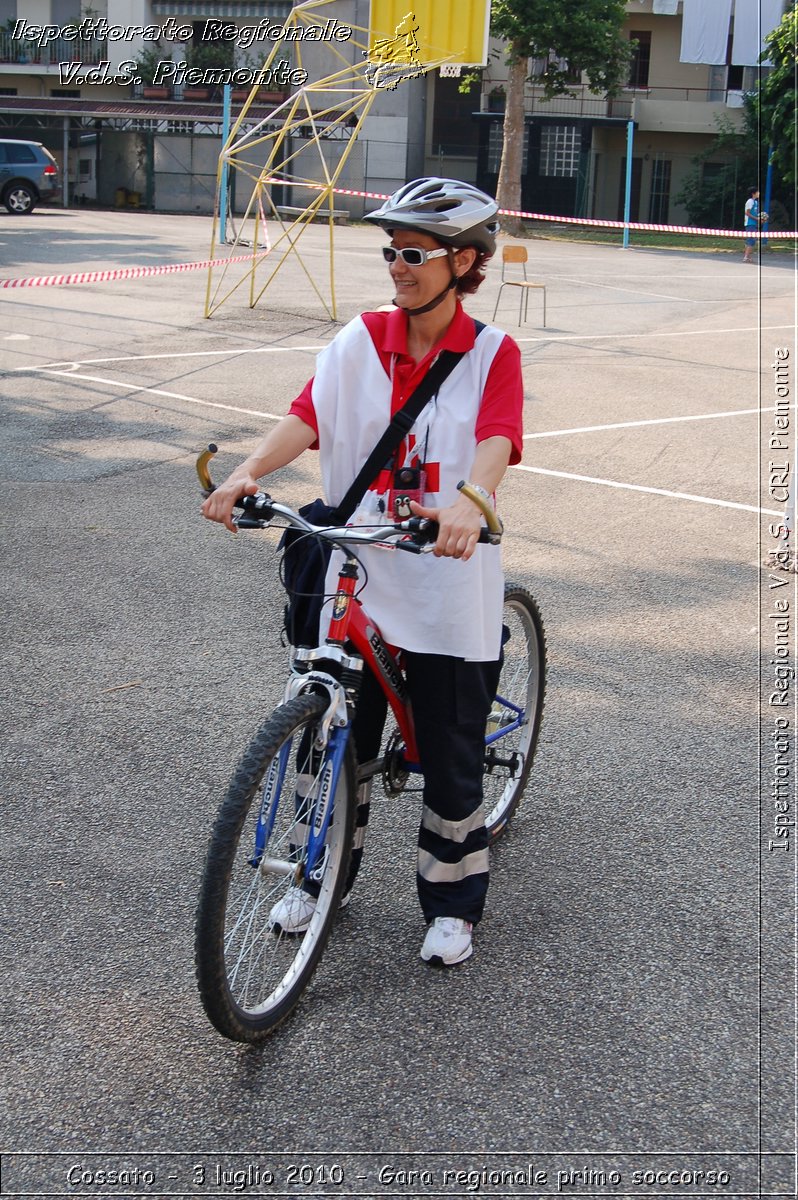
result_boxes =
[193,445,546,1042]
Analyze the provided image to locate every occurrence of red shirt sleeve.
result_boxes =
[288,377,319,446]
[475,335,524,465]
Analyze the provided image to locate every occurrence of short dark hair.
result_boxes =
[454,248,491,296]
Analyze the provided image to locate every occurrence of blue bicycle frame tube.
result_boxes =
[485,693,525,746]
[304,725,351,878]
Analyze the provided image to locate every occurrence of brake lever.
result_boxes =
[236,491,275,525]
[397,516,438,544]
[396,515,498,547]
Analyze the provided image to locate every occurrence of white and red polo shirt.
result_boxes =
[289,303,524,660]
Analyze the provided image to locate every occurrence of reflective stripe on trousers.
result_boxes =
[352,650,501,925]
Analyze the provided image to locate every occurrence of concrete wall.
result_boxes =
[591,126,727,225]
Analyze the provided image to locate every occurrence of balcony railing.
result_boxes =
[520,93,634,120]
[623,84,753,103]
[481,81,752,124]
[0,32,108,66]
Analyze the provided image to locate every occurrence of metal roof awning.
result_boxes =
[0,94,285,133]
[151,2,291,15]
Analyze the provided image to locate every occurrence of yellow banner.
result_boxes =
[368,0,491,67]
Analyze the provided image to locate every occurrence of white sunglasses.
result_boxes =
[382,246,449,267]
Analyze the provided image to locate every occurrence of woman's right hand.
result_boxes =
[201,474,260,533]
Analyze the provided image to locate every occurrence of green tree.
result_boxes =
[754,3,797,191]
[674,100,763,228]
[482,0,631,231]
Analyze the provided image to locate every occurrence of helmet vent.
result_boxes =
[363,177,499,256]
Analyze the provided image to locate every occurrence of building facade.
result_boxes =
[429,0,781,227]
[0,1,784,223]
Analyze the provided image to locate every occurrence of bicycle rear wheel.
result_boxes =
[195,693,355,1042]
[483,585,546,842]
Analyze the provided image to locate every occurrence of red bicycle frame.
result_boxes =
[321,557,420,764]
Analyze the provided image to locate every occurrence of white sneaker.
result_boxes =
[269,886,317,934]
[420,917,473,966]
[268,885,351,935]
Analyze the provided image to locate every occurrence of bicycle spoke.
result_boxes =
[195,694,356,1041]
[482,587,546,840]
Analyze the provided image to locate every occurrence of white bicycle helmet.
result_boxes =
[365,177,499,256]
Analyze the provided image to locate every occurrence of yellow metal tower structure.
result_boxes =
[204,1,491,319]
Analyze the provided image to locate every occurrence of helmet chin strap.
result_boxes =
[394,276,458,317]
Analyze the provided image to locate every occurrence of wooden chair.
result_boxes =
[492,244,546,326]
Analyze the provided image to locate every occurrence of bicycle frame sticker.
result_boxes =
[327,570,358,644]
[344,604,419,762]
[252,743,292,865]
[331,591,350,622]
[364,623,407,703]
[305,725,350,877]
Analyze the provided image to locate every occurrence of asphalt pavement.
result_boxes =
[0,207,795,1199]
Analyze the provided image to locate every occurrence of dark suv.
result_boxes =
[0,139,59,214]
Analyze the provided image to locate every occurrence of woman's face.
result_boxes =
[387,229,475,311]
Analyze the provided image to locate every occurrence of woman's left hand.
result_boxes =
[409,496,483,561]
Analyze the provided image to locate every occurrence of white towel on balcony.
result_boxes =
[731,0,784,66]
[679,0,733,65]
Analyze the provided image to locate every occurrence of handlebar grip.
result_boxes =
[457,481,503,538]
[234,517,267,529]
[196,443,218,496]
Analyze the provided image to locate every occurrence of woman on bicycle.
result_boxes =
[202,178,524,966]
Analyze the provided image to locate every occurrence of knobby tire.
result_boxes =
[483,584,546,842]
[195,693,356,1042]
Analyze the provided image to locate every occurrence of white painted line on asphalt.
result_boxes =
[522,406,794,439]
[18,344,330,371]
[17,325,793,369]
[512,462,780,515]
[36,369,783,517]
[38,370,283,421]
[12,324,792,369]
[514,323,792,344]
[547,275,706,302]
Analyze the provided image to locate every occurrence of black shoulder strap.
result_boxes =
[332,319,484,523]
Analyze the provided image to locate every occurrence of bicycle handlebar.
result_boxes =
[196,444,503,551]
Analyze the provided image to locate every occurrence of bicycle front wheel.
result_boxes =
[483,585,546,842]
[195,693,355,1042]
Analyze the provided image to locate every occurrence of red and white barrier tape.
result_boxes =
[495,207,795,238]
[0,252,261,290]
[2,192,794,291]
[266,178,797,239]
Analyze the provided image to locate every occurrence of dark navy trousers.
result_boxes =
[349,651,502,925]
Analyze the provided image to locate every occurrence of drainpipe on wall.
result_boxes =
[62,116,69,207]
